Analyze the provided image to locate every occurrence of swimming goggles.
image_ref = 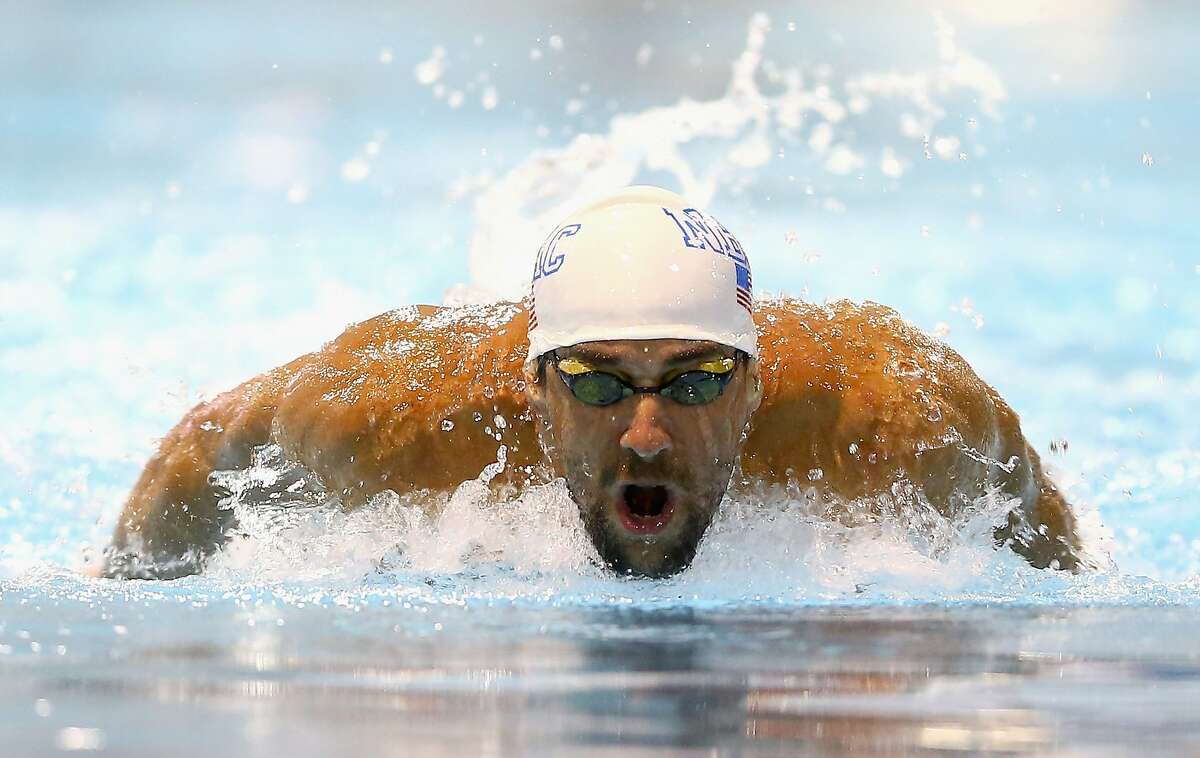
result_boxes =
[552,352,740,407]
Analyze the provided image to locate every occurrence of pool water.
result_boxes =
[4,580,1199,755]
[3,2,1199,754]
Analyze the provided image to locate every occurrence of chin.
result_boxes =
[563,466,726,578]
[583,500,715,579]
[599,537,699,578]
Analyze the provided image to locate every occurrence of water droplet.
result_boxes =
[635,43,654,67]
[807,468,823,481]
[787,20,796,31]
[848,443,860,456]
[784,230,797,244]
[441,419,455,432]
[341,157,370,182]
[1141,152,1154,167]
[56,727,106,752]
[920,225,931,237]
[494,415,508,430]
[414,46,446,85]
[481,86,498,111]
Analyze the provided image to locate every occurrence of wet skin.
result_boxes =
[100,299,1083,579]
[523,341,761,577]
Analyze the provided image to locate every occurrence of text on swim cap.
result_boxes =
[531,223,582,282]
[662,208,752,310]
[661,208,750,269]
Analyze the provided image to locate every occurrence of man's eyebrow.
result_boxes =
[663,345,733,366]
[563,346,625,366]
[563,344,732,367]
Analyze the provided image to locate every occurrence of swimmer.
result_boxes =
[101,186,1083,579]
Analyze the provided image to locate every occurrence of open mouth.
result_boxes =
[616,484,676,535]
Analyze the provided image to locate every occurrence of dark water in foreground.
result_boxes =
[3,578,1198,756]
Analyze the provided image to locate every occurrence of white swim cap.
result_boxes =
[527,185,756,363]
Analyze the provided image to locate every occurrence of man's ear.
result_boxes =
[744,357,763,414]
[523,359,549,418]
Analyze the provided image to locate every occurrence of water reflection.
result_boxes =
[4,603,1200,754]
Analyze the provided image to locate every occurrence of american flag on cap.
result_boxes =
[734,260,752,312]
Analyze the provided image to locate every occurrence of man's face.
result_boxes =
[524,339,761,578]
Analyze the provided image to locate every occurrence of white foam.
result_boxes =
[188,443,1148,607]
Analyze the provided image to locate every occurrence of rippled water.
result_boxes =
[3,2,1199,754]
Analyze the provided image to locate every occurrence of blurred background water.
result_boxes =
[2,1,1199,754]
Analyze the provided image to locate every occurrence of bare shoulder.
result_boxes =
[746,298,1029,499]
[270,302,541,502]
[750,298,995,436]
[105,302,540,576]
[746,297,1080,569]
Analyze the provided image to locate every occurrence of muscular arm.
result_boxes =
[103,371,287,577]
[102,303,541,577]
[741,299,1080,569]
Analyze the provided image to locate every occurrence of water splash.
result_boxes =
[450,12,1007,302]
[163,442,1190,608]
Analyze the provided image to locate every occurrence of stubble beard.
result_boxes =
[562,450,735,578]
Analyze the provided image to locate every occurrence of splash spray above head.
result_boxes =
[526,185,757,363]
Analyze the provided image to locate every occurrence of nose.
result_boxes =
[619,395,672,459]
